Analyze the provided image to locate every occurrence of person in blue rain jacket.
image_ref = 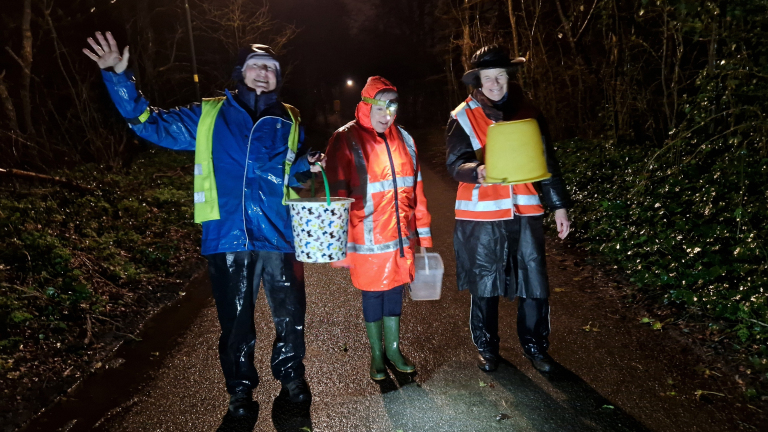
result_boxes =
[84,31,323,416]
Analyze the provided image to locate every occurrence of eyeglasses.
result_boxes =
[362,96,399,116]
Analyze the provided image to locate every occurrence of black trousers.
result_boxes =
[470,294,550,357]
[361,285,404,322]
[207,251,306,394]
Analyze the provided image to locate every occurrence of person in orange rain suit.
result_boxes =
[324,76,433,380]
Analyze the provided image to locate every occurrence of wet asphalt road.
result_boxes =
[26,164,762,432]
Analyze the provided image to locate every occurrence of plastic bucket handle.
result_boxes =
[420,246,429,275]
[310,162,331,205]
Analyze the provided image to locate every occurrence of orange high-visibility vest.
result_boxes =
[325,122,433,291]
[451,96,545,220]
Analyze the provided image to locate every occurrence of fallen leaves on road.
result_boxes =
[695,389,726,400]
[553,288,566,292]
[479,379,487,387]
[582,322,600,332]
[694,365,722,377]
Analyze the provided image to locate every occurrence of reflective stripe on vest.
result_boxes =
[451,96,544,219]
[282,103,301,204]
[194,97,226,223]
[345,126,420,255]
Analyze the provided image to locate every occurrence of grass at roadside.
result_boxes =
[0,148,202,424]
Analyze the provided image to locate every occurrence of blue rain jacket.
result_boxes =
[101,70,311,255]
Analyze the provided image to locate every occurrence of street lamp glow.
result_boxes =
[346,79,353,86]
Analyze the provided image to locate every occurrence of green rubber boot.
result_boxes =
[365,320,387,380]
[382,316,415,373]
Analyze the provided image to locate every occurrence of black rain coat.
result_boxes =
[446,85,571,299]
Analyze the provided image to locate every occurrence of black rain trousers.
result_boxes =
[470,295,550,357]
[207,251,306,394]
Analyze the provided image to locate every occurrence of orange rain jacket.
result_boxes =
[325,77,433,291]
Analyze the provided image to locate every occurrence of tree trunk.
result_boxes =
[0,71,19,132]
[507,0,519,57]
[461,1,473,70]
[554,0,584,129]
[20,0,35,135]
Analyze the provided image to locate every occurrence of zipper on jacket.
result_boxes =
[241,122,259,248]
[381,133,405,258]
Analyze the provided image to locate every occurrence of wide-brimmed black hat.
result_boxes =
[461,45,526,86]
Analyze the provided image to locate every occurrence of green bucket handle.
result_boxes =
[310,162,331,206]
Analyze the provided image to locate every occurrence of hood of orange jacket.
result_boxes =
[355,76,398,131]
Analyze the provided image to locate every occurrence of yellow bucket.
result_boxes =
[484,118,552,184]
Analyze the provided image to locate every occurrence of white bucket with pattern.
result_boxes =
[287,197,354,263]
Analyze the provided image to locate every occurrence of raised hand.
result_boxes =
[82,31,130,74]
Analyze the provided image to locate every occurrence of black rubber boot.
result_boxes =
[477,351,499,372]
[518,297,553,372]
[228,390,254,417]
[282,377,311,403]
[365,320,387,380]
[524,349,554,373]
[382,316,415,373]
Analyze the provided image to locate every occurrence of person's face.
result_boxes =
[369,91,397,133]
[242,60,278,94]
[479,68,509,101]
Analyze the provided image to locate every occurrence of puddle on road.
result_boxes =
[19,271,213,432]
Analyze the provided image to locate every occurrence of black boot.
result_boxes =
[524,349,554,373]
[518,297,552,372]
[477,351,499,372]
[283,377,311,403]
[470,295,501,370]
[228,390,254,417]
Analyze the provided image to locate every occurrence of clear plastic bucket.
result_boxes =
[287,163,354,263]
[409,247,444,300]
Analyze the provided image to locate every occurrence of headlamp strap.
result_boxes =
[362,96,387,107]
[361,96,398,114]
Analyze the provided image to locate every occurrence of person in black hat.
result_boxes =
[445,45,572,373]
[83,31,324,416]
